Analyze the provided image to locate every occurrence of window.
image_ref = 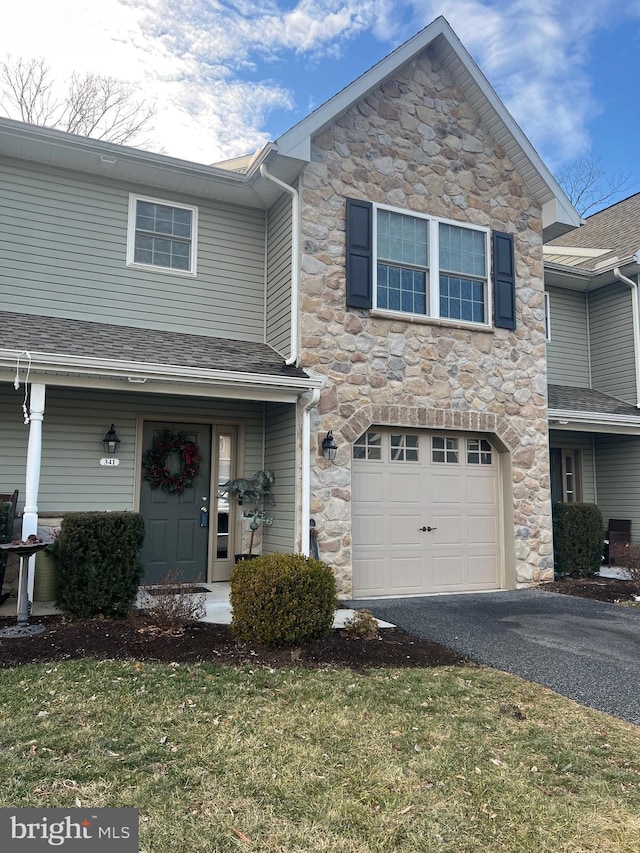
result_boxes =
[467,438,493,465]
[127,195,198,275]
[353,431,382,460]
[390,433,419,462]
[373,204,489,324]
[432,436,459,463]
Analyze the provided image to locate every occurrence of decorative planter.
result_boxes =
[34,550,57,602]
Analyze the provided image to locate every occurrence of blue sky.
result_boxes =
[2,0,639,200]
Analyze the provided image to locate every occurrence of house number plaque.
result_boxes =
[100,458,120,466]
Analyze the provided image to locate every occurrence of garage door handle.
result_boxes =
[419,526,437,532]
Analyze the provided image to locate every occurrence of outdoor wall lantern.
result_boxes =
[102,424,121,454]
[322,430,338,463]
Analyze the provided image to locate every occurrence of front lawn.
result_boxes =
[0,660,638,852]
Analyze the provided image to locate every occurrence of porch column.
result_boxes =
[20,383,46,602]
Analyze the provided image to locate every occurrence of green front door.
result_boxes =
[140,422,212,584]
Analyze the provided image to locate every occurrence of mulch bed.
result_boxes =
[0,613,466,671]
[541,576,640,603]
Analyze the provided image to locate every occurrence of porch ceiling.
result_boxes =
[0,311,320,400]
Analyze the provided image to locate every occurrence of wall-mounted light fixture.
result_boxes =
[102,424,121,454]
[322,430,337,463]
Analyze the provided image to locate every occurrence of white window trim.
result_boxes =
[371,202,491,327]
[126,194,198,277]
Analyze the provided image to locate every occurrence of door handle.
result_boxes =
[419,526,437,532]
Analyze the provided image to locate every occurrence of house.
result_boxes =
[0,16,579,600]
[545,192,640,540]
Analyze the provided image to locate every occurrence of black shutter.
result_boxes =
[346,198,373,309]
[493,231,516,330]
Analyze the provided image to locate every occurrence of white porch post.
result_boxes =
[20,383,46,602]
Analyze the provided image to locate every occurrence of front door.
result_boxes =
[140,421,212,584]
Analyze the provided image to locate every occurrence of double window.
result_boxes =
[127,195,198,275]
[375,206,489,323]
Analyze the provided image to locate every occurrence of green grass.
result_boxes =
[0,660,639,852]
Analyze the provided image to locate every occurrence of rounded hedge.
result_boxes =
[230,552,337,646]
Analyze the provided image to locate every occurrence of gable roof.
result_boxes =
[275,16,580,241]
[546,192,640,272]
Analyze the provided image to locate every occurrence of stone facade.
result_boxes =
[298,48,551,595]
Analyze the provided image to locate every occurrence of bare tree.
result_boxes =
[556,152,632,217]
[0,56,154,146]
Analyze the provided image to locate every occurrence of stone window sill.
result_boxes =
[370,309,495,334]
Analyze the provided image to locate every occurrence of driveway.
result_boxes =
[351,589,640,725]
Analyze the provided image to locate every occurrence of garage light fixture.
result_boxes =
[102,424,121,454]
[322,430,337,463]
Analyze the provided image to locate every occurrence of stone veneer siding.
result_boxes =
[298,48,551,595]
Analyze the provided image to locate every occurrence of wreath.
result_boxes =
[142,430,201,494]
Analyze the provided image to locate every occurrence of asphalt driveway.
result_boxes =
[351,589,640,725]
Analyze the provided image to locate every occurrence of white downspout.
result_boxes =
[300,388,320,556]
[21,383,46,602]
[259,163,299,366]
[613,267,640,408]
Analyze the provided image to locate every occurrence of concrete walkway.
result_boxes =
[351,589,640,725]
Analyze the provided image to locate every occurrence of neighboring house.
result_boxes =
[0,17,579,599]
[545,192,640,538]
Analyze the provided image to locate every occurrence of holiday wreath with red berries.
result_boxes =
[142,430,201,494]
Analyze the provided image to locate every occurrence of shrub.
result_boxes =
[142,568,206,631]
[343,608,379,640]
[609,543,640,583]
[553,502,604,577]
[56,511,145,619]
[230,552,337,646]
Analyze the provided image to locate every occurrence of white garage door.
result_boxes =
[352,429,501,597]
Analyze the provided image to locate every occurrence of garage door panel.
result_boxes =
[431,516,462,545]
[433,556,463,587]
[353,559,385,594]
[389,472,421,503]
[467,475,497,505]
[353,515,384,547]
[389,557,422,589]
[390,516,422,546]
[468,515,498,545]
[468,555,499,586]
[431,474,461,504]
[352,470,384,502]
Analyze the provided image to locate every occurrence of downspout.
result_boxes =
[259,163,299,366]
[613,266,640,408]
[300,388,321,556]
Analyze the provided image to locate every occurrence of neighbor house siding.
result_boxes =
[0,384,265,513]
[545,287,590,387]
[589,283,636,405]
[594,433,640,543]
[263,402,296,554]
[0,158,266,341]
[265,192,293,358]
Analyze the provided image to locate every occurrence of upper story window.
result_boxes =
[346,198,515,329]
[127,195,198,276]
[374,204,489,324]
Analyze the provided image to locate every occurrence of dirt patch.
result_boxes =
[0,613,466,671]
[541,576,640,604]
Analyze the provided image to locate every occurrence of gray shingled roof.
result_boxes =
[547,192,640,271]
[548,384,640,418]
[0,311,309,380]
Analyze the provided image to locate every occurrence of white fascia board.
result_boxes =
[549,409,640,431]
[0,350,323,395]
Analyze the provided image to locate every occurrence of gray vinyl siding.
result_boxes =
[594,433,640,543]
[589,283,637,405]
[0,383,264,513]
[266,192,293,357]
[545,287,590,387]
[263,402,297,554]
[548,429,596,503]
[0,158,266,341]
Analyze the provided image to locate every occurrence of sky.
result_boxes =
[1,0,639,200]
